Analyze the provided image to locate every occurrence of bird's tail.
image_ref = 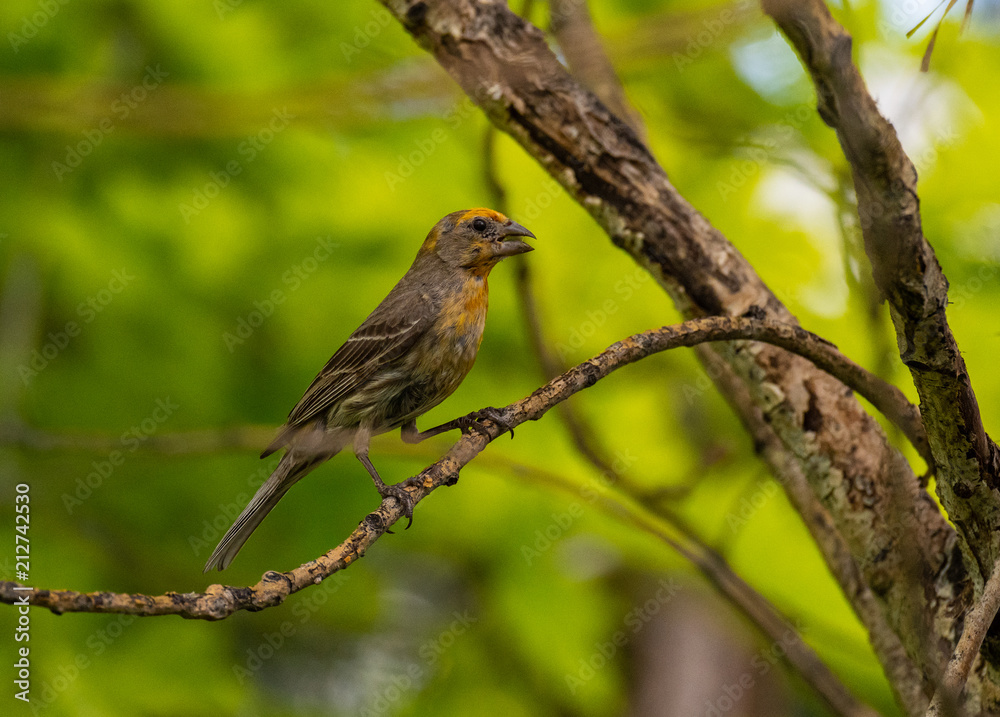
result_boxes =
[203,452,324,573]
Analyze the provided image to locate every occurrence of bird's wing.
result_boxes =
[285,298,432,428]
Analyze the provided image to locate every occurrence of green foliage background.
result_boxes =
[1,0,998,715]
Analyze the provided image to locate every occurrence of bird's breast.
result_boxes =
[435,275,488,367]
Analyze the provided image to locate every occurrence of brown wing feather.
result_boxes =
[285,305,431,428]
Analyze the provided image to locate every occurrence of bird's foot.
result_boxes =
[455,406,514,440]
[377,482,415,530]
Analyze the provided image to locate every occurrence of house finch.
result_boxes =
[204,208,535,571]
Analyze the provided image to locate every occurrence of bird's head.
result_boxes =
[420,208,535,273]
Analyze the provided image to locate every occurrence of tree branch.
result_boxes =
[0,330,883,715]
[2,316,930,624]
[761,0,1000,586]
[482,127,880,714]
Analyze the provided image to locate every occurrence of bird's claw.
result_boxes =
[378,483,415,529]
[457,406,514,439]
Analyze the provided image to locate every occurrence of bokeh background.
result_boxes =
[1,0,998,715]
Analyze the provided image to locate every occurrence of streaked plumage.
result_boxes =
[204,208,534,571]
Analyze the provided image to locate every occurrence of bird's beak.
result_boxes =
[496,221,535,257]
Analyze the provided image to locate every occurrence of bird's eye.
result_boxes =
[472,218,488,233]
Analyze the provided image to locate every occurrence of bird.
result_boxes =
[203,208,535,571]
